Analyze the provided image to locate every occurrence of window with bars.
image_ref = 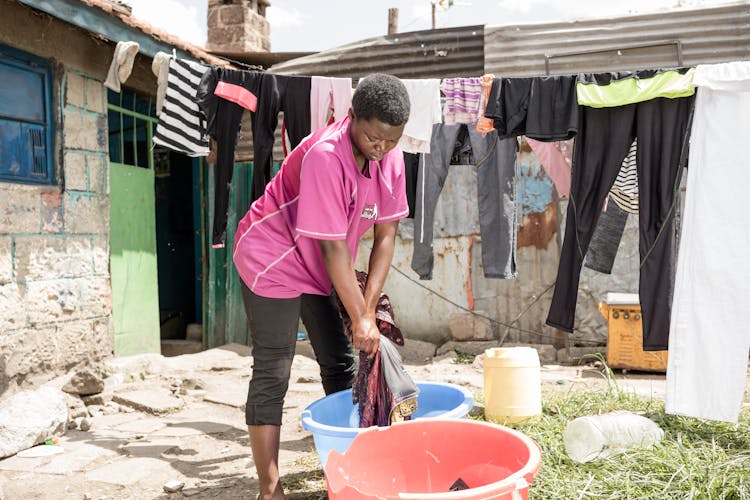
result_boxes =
[0,44,55,185]
[107,89,159,169]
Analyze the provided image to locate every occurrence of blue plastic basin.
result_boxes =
[301,381,474,467]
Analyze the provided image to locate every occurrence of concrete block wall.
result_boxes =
[0,70,113,397]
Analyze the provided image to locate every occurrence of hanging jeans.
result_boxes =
[546,96,694,350]
[412,122,517,280]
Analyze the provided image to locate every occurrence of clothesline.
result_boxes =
[103,42,750,424]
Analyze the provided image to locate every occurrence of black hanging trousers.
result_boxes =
[546,96,694,350]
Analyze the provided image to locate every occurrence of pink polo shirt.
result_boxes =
[232,117,409,298]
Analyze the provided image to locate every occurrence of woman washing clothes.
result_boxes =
[232,73,411,500]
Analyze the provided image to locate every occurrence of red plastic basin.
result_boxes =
[325,419,542,499]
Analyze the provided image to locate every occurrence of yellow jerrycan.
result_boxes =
[483,347,542,423]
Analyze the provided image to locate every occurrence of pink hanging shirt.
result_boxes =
[233,117,409,299]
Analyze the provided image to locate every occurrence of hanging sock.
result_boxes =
[104,41,139,92]
[151,52,171,116]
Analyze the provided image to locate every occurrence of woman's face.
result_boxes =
[349,111,405,163]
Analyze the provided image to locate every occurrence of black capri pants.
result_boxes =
[241,283,355,426]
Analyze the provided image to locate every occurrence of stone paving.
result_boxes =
[1,342,746,499]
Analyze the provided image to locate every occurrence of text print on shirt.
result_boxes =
[361,203,378,220]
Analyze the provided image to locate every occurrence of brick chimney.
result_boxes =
[207,0,270,52]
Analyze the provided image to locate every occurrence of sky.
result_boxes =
[127,0,736,53]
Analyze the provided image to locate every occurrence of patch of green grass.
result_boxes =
[487,383,750,499]
[454,350,476,364]
[283,453,327,499]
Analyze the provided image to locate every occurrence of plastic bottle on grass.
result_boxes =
[563,411,664,463]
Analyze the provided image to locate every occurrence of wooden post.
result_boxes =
[388,8,399,35]
[431,2,436,29]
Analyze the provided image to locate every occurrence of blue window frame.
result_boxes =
[0,44,55,185]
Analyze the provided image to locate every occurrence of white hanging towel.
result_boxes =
[104,41,140,92]
[310,76,352,132]
[398,79,442,154]
[665,61,750,423]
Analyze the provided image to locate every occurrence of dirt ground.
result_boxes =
[1,342,747,500]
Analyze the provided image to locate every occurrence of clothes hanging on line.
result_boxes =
[546,94,694,351]
[577,68,695,108]
[610,139,639,214]
[584,198,629,274]
[403,152,420,219]
[412,121,517,280]
[485,75,579,141]
[476,74,496,135]
[197,68,312,247]
[153,58,210,157]
[151,51,171,115]
[525,137,572,198]
[398,79,442,154]
[104,41,139,92]
[440,77,483,125]
[666,61,750,424]
[310,76,352,132]
[196,67,263,247]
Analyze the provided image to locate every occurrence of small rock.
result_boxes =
[163,480,185,493]
[82,392,113,406]
[0,387,68,459]
[182,488,206,497]
[296,375,318,384]
[68,418,78,430]
[83,494,92,500]
[62,369,105,397]
[79,418,91,432]
[102,405,118,415]
[180,378,206,391]
[65,394,89,420]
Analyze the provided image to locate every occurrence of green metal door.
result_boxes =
[110,163,160,355]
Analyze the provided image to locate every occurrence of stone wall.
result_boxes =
[207,0,271,52]
[0,69,113,397]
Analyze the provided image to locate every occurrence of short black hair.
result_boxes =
[352,73,410,126]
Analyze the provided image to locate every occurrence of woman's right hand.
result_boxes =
[352,314,380,358]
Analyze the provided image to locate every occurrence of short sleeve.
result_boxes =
[296,147,351,240]
[377,160,409,223]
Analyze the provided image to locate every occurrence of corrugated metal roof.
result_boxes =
[269,25,484,79]
[485,2,750,77]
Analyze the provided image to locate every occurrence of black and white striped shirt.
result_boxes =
[610,139,638,214]
[153,58,210,157]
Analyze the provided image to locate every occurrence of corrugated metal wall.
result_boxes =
[269,25,484,79]
[241,4,750,347]
[485,3,750,77]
